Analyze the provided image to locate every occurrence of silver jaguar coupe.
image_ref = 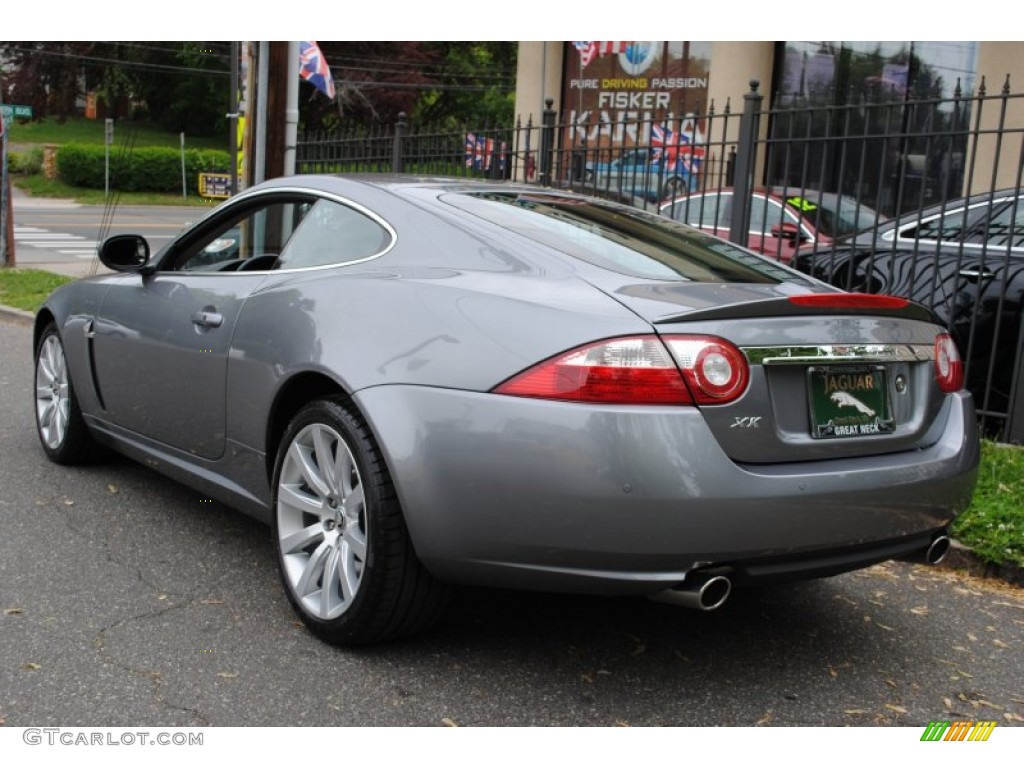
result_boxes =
[33,176,980,645]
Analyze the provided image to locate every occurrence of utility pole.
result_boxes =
[228,41,239,195]
[284,41,299,176]
[264,42,289,181]
[0,98,13,268]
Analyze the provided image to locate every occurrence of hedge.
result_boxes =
[56,143,231,194]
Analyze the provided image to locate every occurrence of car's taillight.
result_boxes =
[935,333,964,393]
[663,336,749,404]
[493,336,692,404]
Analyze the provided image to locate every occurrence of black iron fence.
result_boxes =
[296,79,1024,443]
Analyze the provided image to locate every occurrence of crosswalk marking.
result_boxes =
[14,226,98,259]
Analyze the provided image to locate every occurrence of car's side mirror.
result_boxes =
[771,222,808,242]
[99,234,151,272]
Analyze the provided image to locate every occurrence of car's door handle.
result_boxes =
[959,268,995,281]
[191,309,224,328]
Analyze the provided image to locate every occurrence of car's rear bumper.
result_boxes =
[356,386,979,594]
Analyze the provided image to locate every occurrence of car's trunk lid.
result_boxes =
[585,277,951,464]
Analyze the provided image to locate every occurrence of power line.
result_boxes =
[1,45,230,77]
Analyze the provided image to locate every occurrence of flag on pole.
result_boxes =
[299,41,336,100]
[572,41,632,68]
[573,41,596,67]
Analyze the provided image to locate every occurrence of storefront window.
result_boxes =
[770,42,979,215]
[561,42,713,191]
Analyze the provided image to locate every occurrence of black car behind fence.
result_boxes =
[297,78,1024,444]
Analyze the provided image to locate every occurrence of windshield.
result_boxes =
[443,191,799,284]
[781,191,883,238]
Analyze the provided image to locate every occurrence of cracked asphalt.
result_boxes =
[1,317,1022,728]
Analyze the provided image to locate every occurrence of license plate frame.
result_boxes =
[807,365,894,439]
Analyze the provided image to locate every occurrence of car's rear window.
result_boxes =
[442,191,796,283]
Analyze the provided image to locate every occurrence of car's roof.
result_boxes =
[256,173,543,196]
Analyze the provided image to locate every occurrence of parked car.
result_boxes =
[660,187,886,264]
[585,147,697,202]
[33,175,978,646]
[793,188,1024,431]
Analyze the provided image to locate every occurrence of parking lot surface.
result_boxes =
[1,317,1022,728]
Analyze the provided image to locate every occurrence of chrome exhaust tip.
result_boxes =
[649,572,732,611]
[899,533,952,565]
[925,534,951,565]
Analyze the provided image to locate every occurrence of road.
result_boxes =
[9,191,207,277]
[1,317,1022,730]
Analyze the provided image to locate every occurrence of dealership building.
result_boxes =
[513,42,1024,196]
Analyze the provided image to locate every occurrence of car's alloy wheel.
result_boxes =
[34,323,96,464]
[276,420,368,621]
[271,398,449,645]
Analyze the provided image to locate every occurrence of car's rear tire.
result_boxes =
[271,398,449,646]
[34,322,98,465]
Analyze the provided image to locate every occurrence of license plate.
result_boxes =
[807,366,894,439]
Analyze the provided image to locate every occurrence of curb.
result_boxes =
[938,538,1024,588]
[0,303,34,326]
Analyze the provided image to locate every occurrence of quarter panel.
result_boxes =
[225,267,650,451]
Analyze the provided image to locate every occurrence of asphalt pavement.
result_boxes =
[1,188,1022,730]
[1,315,1022,728]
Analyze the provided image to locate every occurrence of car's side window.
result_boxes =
[969,199,1024,248]
[666,193,726,228]
[749,197,801,235]
[171,199,313,272]
[897,203,992,244]
[275,199,391,270]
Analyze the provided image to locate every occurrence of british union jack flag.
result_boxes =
[465,133,506,173]
[651,122,705,177]
[299,41,336,100]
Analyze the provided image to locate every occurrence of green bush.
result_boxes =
[55,143,230,194]
[6,147,44,174]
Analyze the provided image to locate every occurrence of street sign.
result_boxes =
[0,104,34,120]
[198,172,232,199]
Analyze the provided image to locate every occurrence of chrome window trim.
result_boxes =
[886,196,1017,248]
[166,185,398,275]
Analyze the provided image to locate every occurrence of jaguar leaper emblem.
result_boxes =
[830,391,875,417]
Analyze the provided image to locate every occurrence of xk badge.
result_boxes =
[730,416,762,429]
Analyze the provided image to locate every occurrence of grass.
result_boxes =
[2,263,1021,571]
[0,268,73,312]
[953,440,1024,567]
[13,174,218,207]
[6,116,226,151]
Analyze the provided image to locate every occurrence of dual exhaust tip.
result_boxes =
[651,533,951,612]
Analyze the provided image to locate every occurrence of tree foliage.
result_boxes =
[0,42,517,136]
[0,42,233,135]
[298,42,516,130]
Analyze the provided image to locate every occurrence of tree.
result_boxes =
[298,42,516,130]
[1,42,91,121]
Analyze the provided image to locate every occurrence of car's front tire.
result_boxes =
[34,322,98,465]
[271,398,449,646]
